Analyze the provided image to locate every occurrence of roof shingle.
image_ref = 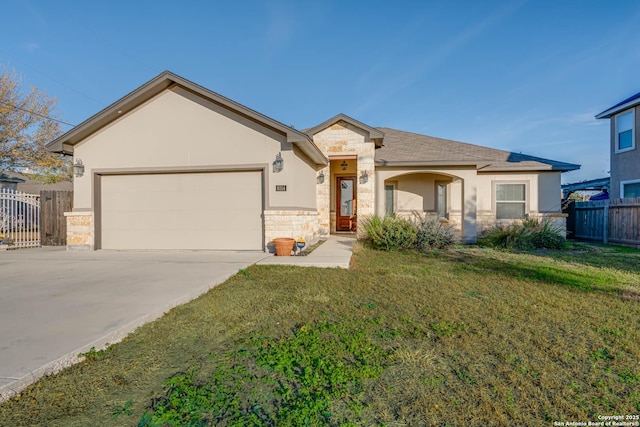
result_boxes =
[374,128,580,172]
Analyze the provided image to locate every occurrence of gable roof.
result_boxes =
[595,91,640,119]
[46,71,328,166]
[375,128,580,172]
[304,113,385,146]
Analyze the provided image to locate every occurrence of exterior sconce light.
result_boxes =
[273,152,284,173]
[73,158,85,177]
[317,170,325,184]
[359,170,369,184]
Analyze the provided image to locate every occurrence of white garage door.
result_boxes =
[100,171,263,250]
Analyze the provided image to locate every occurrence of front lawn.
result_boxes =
[1,244,639,426]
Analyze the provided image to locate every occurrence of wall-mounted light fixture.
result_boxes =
[317,170,325,184]
[273,152,284,173]
[73,158,85,177]
[359,170,369,184]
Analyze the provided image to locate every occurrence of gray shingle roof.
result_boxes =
[375,128,580,172]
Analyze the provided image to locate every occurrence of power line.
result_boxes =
[0,50,106,106]
[0,100,76,127]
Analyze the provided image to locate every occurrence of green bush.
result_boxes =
[360,214,417,251]
[482,217,567,250]
[414,217,455,252]
[361,214,455,252]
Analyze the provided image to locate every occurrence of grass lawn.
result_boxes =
[1,243,639,426]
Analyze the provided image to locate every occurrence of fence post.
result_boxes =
[603,203,609,245]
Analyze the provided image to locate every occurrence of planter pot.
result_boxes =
[273,238,295,256]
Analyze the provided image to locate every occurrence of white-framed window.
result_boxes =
[615,110,634,153]
[621,179,640,198]
[385,184,395,215]
[495,183,527,219]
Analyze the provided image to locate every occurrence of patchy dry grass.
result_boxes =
[1,244,639,426]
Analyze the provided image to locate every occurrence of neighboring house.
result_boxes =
[0,171,72,193]
[46,71,579,251]
[0,172,25,192]
[596,91,640,199]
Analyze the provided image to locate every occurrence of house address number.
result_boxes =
[276,185,287,191]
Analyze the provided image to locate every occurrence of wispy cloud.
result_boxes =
[262,2,297,60]
[353,0,528,116]
[21,42,39,52]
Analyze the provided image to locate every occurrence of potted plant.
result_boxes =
[273,238,295,256]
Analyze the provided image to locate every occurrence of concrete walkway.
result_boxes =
[257,234,355,268]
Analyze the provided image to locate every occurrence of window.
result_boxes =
[622,180,640,198]
[616,110,634,152]
[385,184,395,215]
[496,183,526,219]
[436,183,447,219]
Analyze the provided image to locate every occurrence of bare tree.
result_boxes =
[0,66,71,182]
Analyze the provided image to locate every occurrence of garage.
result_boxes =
[99,171,263,250]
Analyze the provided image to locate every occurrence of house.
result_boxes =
[46,71,579,251]
[596,91,640,199]
[0,171,73,193]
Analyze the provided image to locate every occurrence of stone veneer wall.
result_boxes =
[64,211,94,250]
[312,120,376,236]
[477,212,568,236]
[263,210,320,253]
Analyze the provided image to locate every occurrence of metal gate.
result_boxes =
[0,188,40,249]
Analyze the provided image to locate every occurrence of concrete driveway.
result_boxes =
[0,247,268,400]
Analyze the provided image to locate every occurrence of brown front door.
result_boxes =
[337,177,356,231]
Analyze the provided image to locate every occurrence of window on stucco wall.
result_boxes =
[496,183,526,219]
[616,110,634,152]
[622,180,640,198]
[385,184,395,215]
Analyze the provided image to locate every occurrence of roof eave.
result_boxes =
[46,71,328,166]
[375,160,481,167]
[306,113,385,146]
[596,99,640,119]
[480,164,581,172]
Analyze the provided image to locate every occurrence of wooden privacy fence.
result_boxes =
[567,198,640,246]
[0,188,40,248]
[40,190,73,246]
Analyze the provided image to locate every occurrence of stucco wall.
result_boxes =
[376,167,477,242]
[610,105,640,199]
[475,171,564,233]
[72,87,317,211]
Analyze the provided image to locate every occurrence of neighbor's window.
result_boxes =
[616,110,634,152]
[622,181,640,198]
[496,183,526,219]
[385,184,395,215]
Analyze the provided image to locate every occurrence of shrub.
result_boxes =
[414,216,455,252]
[482,217,566,250]
[360,214,417,251]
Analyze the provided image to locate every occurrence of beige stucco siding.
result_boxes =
[476,172,561,214]
[537,172,562,212]
[375,167,477,241]
[72,87,316,211]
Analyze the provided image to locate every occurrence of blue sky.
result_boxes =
[3,0,640,183]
